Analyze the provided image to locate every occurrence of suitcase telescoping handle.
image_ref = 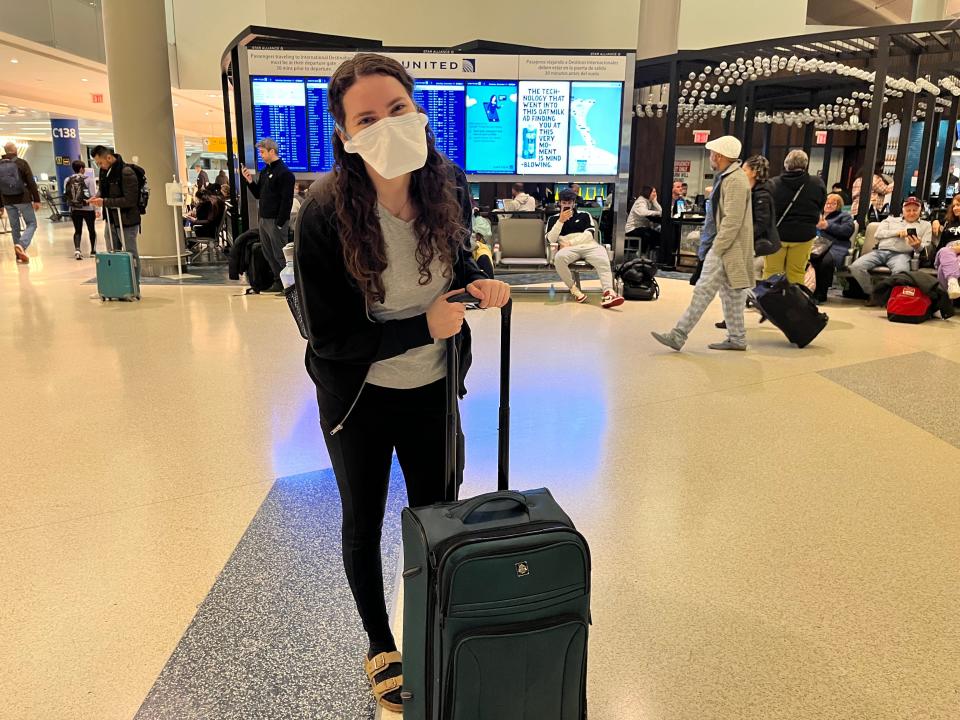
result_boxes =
[444,293,512,503]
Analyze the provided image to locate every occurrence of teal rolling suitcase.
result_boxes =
[401,297,591,720]
[97,209,139,301]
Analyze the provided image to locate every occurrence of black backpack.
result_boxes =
[66,175,89,209]
[0,157,25,196]
[616,257,660,301]
[245,242,276,293]
[127,163,150,215]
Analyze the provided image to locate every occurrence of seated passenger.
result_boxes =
[471,205,495,278]
[809,193,855,304]
[850,196,931,303]
[625,185,662,235]
[504,182,536,212]
[189,190,224,239]
[932,194,960,300]
[546,189,624,308]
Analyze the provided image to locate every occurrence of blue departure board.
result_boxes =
[306,78,337,173]
[251,76,308,172]
[413,80,465,168]
[465,81,518,174]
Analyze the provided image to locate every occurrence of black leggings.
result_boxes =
[321,378,461,651]
[810,251,840,302]
[71,210,97,252]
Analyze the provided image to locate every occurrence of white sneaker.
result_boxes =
[75,250,83,261]
[948,278,960,300]
[570,287,587,303]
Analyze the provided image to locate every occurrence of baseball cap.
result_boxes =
[903,196,921,207]
[704,135,742,160]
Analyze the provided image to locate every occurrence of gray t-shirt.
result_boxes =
[366,205,451,389]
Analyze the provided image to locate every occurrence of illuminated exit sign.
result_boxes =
[816,130,828,145]
[91,94,104,104]
[692,130,710,144]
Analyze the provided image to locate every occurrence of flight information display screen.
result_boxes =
[465,81,518,174]
[413,80,466,168]
[516,81,570,175]
[251,76,308,172]
[306,78,337,173]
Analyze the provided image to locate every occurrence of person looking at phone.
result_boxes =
[240,138,295,291]
[545,189,624,307]
[293,53,509,713]
[850,196,931,303]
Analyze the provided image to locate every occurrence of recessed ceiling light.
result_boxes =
[173,103,179,107]
[208,93,218,98]
[81,78,88,82]
[10,59,18,64]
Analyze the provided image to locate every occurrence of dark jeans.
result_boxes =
[258,217,288,276]
[71,210,97,252]
[810,245,847,301]
[320,378,462,650]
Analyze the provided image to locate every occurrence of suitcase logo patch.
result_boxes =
[516,561,530,578]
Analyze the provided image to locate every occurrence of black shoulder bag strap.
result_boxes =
[777,184,805,228]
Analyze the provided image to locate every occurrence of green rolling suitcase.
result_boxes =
[96,208,140,301]
[401,297,591,720]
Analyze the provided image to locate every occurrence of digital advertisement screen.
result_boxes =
[306,78,337,173]
[567,82,623,176]
[413,80,466,169]
[465,81,518,174]
[251,76,308,172]
[516,81,570,175]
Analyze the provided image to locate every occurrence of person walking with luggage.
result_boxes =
[240,138,295,292]
[294,53,510,714]
[0,141,41,264]
[89,146,142,282]
[808,194,855,304]
[64,160,99,259]
[652,135,754,351]
[764,150,827,284]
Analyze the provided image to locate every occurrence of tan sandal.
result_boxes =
[363,651,404,713]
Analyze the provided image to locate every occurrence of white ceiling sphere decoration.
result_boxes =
[710,91,718,99]
[723,85,731,92]
[694,81,702,89]
[698,73,706,81]
[736,78,744,85]
[704,65,712,73]
[779,59,788,70]
[689,72,697,80]
[750,73,758,81]
[719,61,728,69]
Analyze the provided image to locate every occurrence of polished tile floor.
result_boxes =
[3,218,959,720]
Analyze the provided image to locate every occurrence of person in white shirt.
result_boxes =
[850,196,932,302]
[625,185,662,234]
[546,189,624,308]
[505,182,537,212]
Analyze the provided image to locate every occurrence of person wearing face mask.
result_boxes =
[808,194,855,304]
[240,138,296,291]
[293,53,510,714]
[545,189,624,307]
[652,136,754,351]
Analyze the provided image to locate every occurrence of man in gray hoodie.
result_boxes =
[850,196,931,302]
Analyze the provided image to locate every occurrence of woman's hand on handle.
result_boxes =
[466,279,511,310]
[427,289,468,339]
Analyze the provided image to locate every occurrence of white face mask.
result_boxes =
[341,112,429,180]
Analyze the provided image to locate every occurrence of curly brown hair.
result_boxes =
[327,53,466,305]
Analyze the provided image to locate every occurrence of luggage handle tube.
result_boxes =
[445,491,529,522]
[444,296,512,502]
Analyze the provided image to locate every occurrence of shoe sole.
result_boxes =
[573,295,587,303]
[651,332,682,351]
[602,296,625,308]
[709,345,747,351]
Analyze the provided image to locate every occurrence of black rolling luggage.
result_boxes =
[401,296,591,720]
[753,274,828,348]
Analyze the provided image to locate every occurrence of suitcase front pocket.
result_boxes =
[445,616,587,720]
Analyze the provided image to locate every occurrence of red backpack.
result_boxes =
[887,285,933,324]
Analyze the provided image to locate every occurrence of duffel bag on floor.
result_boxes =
[887,285,933,323]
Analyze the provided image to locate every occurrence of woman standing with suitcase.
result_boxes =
[294,53,510,713]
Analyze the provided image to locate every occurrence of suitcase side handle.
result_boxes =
[446,491,529,522]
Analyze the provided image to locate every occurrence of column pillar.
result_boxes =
[175,135,188,189]
[636,0,680,60]
[911,0,947,21]
[50,118,81,213]
[100,0,182,277]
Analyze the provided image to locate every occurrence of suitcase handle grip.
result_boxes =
[446,491,529,522]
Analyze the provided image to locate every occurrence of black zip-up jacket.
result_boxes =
[98,154,141,228]
[0,153,40,206]
[770,170,827,243]
[873,270,955,319]
[752,181,778,246]
[243,159,295,226]
[294,165,486,431]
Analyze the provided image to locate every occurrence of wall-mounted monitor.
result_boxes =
[251,76,308,172]
[413,80,466,169]
[567,81,623,176]
[465,81,518,174]
[516,81,571,175]
[305,78,337,173]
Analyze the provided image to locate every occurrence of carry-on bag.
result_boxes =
[752,274,827,348]
[886,285,933,324]
[96,207,140,301]
[401,295,591,720]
